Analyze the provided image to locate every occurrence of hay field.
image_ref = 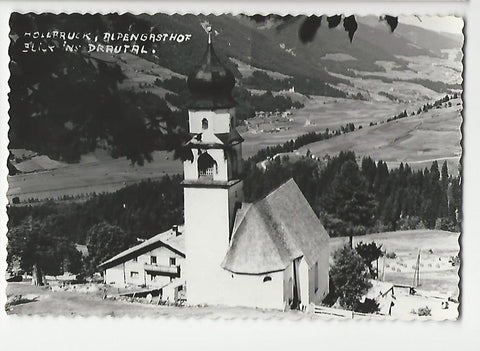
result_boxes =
[241,95,417,158]
[7,150,182,202]
[330,229,460,299]
[297,99,462,173]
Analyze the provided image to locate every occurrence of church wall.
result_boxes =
[183,158,197,180]
[188,109,231,134]
[221,271,285,310]
[228,181,244,233]
[283,262,294,307]
[308,245,330,305]
[184,187,232,306]
[183,181,284,309]
[298,257,310,308]
[188,269,285,310]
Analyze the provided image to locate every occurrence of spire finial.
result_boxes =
[201,21,213,44]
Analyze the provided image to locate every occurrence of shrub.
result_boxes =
[417,306,432,316]
[330,245,371,310]
[354,298,380,314]
[386,251,397,259]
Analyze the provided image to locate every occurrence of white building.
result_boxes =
[99,226,185,292]
[182,33,330,310]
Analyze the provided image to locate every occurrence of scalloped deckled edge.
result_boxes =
[5,12,464,321]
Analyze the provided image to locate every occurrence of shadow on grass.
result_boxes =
[5,294,39,312]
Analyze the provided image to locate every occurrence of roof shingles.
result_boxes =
[221,179,329,274]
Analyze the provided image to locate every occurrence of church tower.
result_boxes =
[183,31,244,305]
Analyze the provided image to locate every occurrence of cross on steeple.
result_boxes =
[201,21,213,44]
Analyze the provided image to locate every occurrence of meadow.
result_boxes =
[297,98,462,173]
[330,229,460,299]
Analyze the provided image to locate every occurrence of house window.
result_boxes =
[263,276,272,283]
[169,257,176,266]
[202,118,208,130]
[130,271,139,278]
[150,256,157,264]
[314,262,319,293]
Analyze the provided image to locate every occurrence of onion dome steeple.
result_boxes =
[187,31,236,110]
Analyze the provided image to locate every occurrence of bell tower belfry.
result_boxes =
[183,29,244,305]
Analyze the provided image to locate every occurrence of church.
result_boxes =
[182,32,330,310]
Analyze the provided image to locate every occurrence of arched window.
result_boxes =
[198,152,217,178]
[201,118,208,130]
[263,276,272,283]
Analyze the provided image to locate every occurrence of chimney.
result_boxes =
[172,225,180,236]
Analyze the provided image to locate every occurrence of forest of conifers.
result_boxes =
[7,148,462,277]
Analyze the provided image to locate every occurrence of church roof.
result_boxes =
[187,40,236,110]
[221,179,329,274]
[215,129,244,145]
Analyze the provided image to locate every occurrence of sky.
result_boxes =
[399,15,464,34]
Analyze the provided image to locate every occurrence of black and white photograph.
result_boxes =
[4,11,465,321]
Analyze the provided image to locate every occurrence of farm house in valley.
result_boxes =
[98,226,185,297]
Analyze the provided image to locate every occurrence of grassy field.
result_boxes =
[330,229,460,299]
[241,95,418,158]
[297,98,462,173]
[7,149,183,202]
[5,282,314,319]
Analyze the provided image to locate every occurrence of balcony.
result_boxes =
[144,264,180,277]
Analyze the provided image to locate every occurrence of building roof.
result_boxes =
[98,226,185,270]
[185,129,243,149]
[222,179,329,274]
[187,40,236,110]
[215,129,244,145]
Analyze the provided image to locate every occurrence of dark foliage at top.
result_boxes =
[9,13,187,165]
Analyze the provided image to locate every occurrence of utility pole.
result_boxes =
[412,249,421,287]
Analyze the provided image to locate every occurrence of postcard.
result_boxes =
[5,12,463,322]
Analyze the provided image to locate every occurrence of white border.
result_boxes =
[1,2,479,350]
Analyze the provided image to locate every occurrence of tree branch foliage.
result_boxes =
[9,13,181,165]
[250,14,399,43]
[330,245,371,310]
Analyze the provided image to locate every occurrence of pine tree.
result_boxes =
[322,160,376,235]
[330,245,372,310]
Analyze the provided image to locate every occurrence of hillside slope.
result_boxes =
[298,98,462,173]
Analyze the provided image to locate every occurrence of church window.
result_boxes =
[198,152,218,177]
[202,118,208,130]
[314,262,319,293]
[263,276,272,283]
